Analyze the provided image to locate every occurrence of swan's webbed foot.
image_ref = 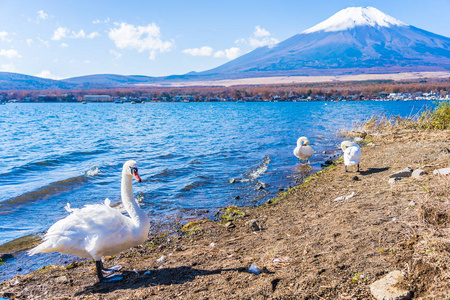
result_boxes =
[102,264,122,275]
[96,260,124,282]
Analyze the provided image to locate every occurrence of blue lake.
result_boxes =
[0,100,433,281]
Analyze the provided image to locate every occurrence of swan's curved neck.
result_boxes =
[121,172,147,227]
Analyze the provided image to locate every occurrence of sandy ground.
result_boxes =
[1,129,449,299]
[136,71,450,87]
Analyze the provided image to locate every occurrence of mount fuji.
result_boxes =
[1,6,450,90]
[195,6,450,78]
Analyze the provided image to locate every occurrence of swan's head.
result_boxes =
[123,160,142,182]
[341,141,358,151]
[297,136,310,146]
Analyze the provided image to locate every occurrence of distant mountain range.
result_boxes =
[1,6,450,90]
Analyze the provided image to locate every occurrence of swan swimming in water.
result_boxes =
[341,141,362,172]
[28,160,150,282]
[293,137,314,163]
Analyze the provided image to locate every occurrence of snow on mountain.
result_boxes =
[302,6,407,34]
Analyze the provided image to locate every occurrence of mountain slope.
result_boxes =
[199,6,450,77]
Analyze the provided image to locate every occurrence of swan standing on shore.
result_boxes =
[341,141,362,172]
[28,160,150,282]
[293,137,314,163]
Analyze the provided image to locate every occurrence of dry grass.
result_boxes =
[341,101,450,138]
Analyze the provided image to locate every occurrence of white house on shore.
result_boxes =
[83,95,111,102]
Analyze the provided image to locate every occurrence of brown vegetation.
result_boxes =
[3,78,450,102]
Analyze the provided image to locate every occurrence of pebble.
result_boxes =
[229,178,236,183]
[389,167,413,178]
[388,177,403,184]
[412,169,427,178]
[433,167,450,176]
[156,255,165,263]
[248,264,260,274]
[370,270,412,300]
[246,219,260,231]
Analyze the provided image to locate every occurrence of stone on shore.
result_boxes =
[388,177,403,184]
[370,270,412,300]
[389,167,413,178]
[433,167,450,176]
[411,169,427,178]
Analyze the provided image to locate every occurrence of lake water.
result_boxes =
[0,100,432,281]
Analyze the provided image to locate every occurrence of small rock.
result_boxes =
[433,167,450,176]
[246,219,260,231]
[352,175,360,181]
[234,195,240,200]
[55,275,69,284]
[16,268,22,272]
[333,192,355,202]
[389,177,403,184]
[209,242,216,247]
[0,254,13,261]
[229,178,236,183]
[156,255,165,263]
[412,169,427,178]
[224,221,235,229]
[408,201,416,207]
[248,264,260,274]
[370,270,412,300]
[389,167,413,178]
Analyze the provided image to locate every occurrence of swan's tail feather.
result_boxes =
[65,203,72,212]
[28,241,53,256]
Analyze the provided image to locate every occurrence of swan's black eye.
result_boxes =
[129,167,138,174]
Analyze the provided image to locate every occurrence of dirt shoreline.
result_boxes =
[1,129,449,299]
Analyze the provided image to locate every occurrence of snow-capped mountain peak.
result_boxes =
[302,6,408,34]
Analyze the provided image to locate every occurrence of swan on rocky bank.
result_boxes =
[28,160,150,282]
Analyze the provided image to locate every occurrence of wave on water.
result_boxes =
[240,156,271,182]
[0,150,106,179]
[0,172,96,213]
[85,166,100,177]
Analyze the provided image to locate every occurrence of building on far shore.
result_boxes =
[83,95,111,102]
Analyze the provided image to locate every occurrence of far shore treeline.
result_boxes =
[2,78,450,102]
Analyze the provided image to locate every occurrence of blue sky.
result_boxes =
[0,0,448,79]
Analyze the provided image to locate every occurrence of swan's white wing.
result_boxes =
[29,202,132,259]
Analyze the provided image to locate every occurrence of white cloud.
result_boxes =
[109,49,122,59]
[182,46,213,57]
[87,32,100,39]
[249,36,279,48]
[84,60,90,64]
[108,22,173,60]
[0,49,22,59]
[52,27,69,41]
[26,38,33,46]
[0,63,15,72]
[0,31,11,42]
[52,27,100,41]
[37,37,50,47]
[254,25,270,38]
[36,70,60,79]
[37,10,48,20]
[93,17,109,24]
[213,47,242,60]
[72,30,86,39]
[237,26,279,49]
[60,43,69,48]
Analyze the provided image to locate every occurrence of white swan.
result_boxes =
[293,136,314,163]
[341,141,362,172]
[28,160,150,282]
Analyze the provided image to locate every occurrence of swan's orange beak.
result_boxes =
[132,170,142,182]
